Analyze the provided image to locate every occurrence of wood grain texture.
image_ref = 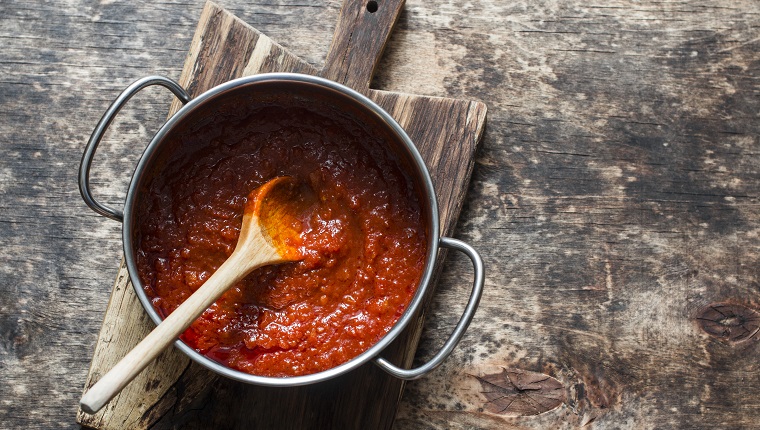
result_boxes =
[392,1,760,429]
[321,0,406,90]
[3,0,760,429]
[76,1,487,428]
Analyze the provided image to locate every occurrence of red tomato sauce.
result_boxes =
[135,98,427,377]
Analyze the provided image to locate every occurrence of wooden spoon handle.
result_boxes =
[320,0,405,92]
[79,251,260,414]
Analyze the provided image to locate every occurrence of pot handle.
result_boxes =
[374,236,484,380]
[78,76,191,222]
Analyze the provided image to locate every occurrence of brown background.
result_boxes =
[2,0,759,428]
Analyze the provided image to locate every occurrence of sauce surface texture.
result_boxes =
[135,97,427,377]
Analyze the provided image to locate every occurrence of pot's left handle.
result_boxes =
[374,237,484,380]
[79,76,191,222]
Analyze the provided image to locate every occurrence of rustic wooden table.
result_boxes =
[2,0,759,428]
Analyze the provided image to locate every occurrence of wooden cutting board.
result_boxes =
[77,1,486,428]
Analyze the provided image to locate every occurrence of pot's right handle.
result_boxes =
[78,76,191,222]
[374,237,484,380]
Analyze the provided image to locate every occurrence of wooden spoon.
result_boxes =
[80,176,309,414]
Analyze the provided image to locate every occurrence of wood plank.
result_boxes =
[77,1,487,428]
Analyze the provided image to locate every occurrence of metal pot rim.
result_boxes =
[121,73,441,386]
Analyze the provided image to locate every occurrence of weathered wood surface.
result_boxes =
[76,1,487,428]
[2,0,760,429]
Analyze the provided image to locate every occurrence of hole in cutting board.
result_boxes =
[366,1,378,13]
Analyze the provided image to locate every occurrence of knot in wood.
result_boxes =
[472,368,565,416]
[697,303,760,343]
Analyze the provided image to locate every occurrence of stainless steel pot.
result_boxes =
[79,73,484,386]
